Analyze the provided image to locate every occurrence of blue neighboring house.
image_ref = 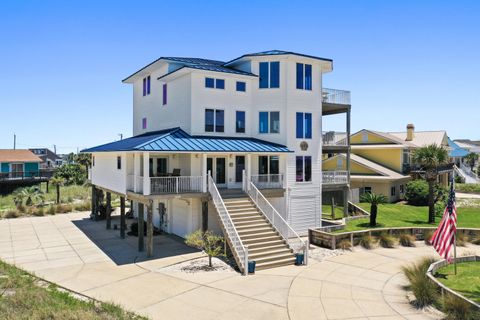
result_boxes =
[448,138,469,166]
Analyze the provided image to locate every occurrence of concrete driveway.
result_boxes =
[0,212,478,320]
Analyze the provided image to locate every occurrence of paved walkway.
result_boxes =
[0,212,478,320]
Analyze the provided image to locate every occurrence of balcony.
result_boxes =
[0,169,55,183]
[322,88,351,115]
[322,170,348,185]
[151,176,203,194]
[322,131,348,147]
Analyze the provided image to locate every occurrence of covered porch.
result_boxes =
[125,152,287,195]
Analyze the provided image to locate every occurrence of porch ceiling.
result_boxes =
[82,128,292,154]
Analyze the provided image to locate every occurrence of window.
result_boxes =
[362,186,372,194]
[259,111,280,133]
[205,77,224,89]
[92,156,95,166]
[259,61,280,89]
[236,111,245,133]
[205,109,224,132]
[336,157,343,169]
[296,112,312,139]
[205,77,215,88]
[391,186,396,196]
[296,156,312,182]
[236,81,246,92]
[403,150,410,164]
[362,131,368,142]
[215,79,225,89]
[142,117,147,129]
[296,63,312,90]
[142,76,151,96]
[117,156,121,170]
[400,184,404,194]
[162,84,167,105]
[258,156,279,182]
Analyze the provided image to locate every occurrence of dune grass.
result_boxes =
[341,203,480,232]
[0,259,146,319]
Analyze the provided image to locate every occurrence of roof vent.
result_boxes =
[406,124,415,141]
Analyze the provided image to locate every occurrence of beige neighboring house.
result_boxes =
[323,124,453,202]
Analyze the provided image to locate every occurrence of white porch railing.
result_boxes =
[322,88,351,105]
[244,172,308,262]
[322,170,348,184]
[322,131,348,146]
[151,176,203,194]
[208,175,249,275]
[250,174,284,189]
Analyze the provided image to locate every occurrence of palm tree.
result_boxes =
[75,153,92,173]
[50,177,64,204]
[21,187,44,206]
[12,188,25,207]
[360,192,387,227]
[465,152,478,171]
[412,144,449,224]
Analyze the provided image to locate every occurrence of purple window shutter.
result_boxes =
[142,78,146,96]
[147,76,151,95]
[163,84,167,105]
[142,118,147,129]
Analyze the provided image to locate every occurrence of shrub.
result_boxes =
[378,233,396,248]
[471,237,480,245]
[443,293,480,320]
[456,233,468,246]
[47,205,56,215]
[55,204,73,214]
[31,207,44,217]
[424,230,434,245]
[453,183,480,194]
[17,204,26,213]
[54,163,86,185]
[405,180,447,206]
[399,234,416,247]
[402,257,437,307]
[338,239,352,250]
[74,201,91,212]
[359,235,374,249]
[3,210,20,219]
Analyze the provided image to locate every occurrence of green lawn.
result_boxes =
[340,203,480,232]
[0,260,146,319]
[435,261,480,303]
[321,205,344,220]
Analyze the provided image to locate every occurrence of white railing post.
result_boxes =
[176,177,179,193]
[143,152,150,195]
[244,248,248,276]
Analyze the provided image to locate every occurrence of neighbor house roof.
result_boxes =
[82,128,292,153]
[388,130,447,148]
[0,150,42,163]
[448,138,469,158]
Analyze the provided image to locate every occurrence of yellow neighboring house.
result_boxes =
[323,124,452,202]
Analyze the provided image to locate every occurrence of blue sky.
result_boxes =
[1,0,479,153]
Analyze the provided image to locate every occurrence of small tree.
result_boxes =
[465,152,478,171]
[50,177,64,204]
[20,187,44,206]
[361,192,387,227]
[12,188,25,207]
[185,230,224,268]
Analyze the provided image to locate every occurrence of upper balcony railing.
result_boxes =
[322,131,348,147]
[250,174,284,189]
[150,176,203,194]
[322,88,351,105]
[322,170,349,185]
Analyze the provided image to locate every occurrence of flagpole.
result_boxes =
[452,171,457,275]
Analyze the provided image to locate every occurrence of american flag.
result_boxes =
[431,183,457,261]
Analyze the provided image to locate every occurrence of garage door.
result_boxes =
[170,200,190,238]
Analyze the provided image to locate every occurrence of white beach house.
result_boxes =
[83,50,351,273]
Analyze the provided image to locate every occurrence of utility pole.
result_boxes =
[53,144,57,154]
[13,134,16,149]
[118,133,123,140]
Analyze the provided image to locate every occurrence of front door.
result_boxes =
[206,157,227,187]
[11,163,23,179]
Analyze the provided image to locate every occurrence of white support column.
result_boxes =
[143,152,150,195]
[246,154,252,190]
[133,153,139,193]
[202,153,207,192]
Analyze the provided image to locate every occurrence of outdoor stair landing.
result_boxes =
[223,197,296,271]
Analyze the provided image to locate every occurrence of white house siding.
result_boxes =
[91,152,127,195]
[133,67,191,136]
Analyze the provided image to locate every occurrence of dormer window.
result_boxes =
[142,76,151,96]
[296,63,312,90]
[259,62,280,89]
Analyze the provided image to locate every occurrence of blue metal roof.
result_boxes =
[82,128,292,153]
[224,50,333,65]
[157,64,256,80]
[448,138,469,157]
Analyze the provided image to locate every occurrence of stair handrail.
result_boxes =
[207,175,249,275]
[244,172,308,265]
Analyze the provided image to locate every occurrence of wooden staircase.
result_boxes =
[222,195,296,271]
